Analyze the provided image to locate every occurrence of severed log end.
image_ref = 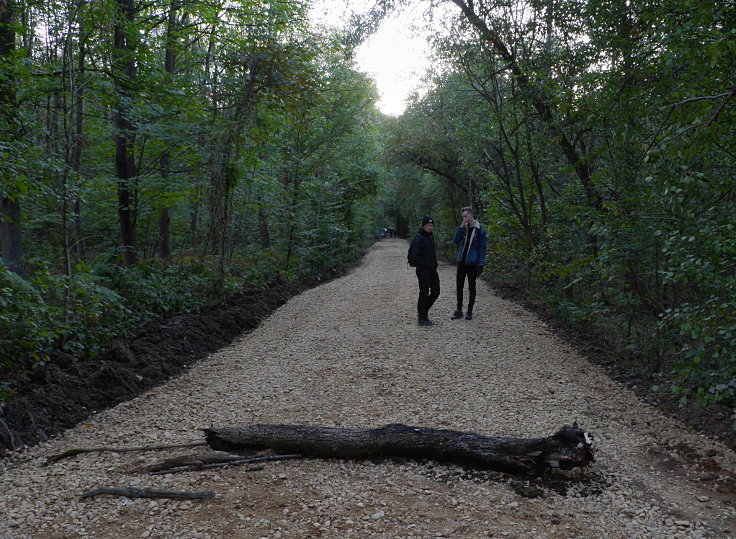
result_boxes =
[203,422,594,475]
[538,422,595,470]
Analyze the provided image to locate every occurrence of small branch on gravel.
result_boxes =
[0,418,20,452]
[138,451,247,473]
[46,441,207,465]
[81,487,215,500]
[204,423,594,475]
[143,453,302,475]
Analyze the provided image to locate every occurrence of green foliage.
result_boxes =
[383,0,736,420]
[35,268,137,358]
[92,260,236,319]
[659,218,736,408]
[0,266,53,371]
[10,0,732,427]
[0,264,134,374]
[0,0,391,413]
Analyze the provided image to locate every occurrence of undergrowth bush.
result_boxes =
[0,266,55,371]
[0,243,367,405]
[0,264,134,376]
[483,210,736,422]
[92,260,237,318]
[658,220,736,416]
[0,260,231,392]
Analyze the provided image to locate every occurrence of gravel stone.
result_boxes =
[1,239,735,538]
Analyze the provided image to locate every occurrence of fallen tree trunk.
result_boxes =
[204,423,594,475]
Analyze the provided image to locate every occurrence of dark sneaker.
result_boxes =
[451,310,463,320]
[418,318,434,326]
[465,311,473,320]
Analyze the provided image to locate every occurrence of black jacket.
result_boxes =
[409,228,438,270]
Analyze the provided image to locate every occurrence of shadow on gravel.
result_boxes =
[422,462,610,498]
[488,280,736,453]
[0,274,338,457]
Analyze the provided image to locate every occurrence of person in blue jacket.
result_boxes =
[450,207,487,320]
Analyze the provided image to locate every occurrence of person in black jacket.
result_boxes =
[408,216,440,326]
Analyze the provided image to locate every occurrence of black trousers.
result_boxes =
[456,262,477,312]
[416,267,440,320]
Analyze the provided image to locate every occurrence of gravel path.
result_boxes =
[2,238,735,538]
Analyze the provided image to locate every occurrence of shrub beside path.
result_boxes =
[2,238,735,538]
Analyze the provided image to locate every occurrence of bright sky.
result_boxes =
[309,1,437,117]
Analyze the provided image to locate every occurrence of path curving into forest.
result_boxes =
[2,238,735,538]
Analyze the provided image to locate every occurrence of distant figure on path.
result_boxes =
[408,216,440,326]
[450,207,487,321]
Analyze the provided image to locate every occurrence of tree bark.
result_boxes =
[156,206,171,261]
[155,0,180,262]
[113,0,138,266]
[258,204,271,249]
[0,196,23,275]
[70,0,87,259]
[204,423,594,475]
[0,0,24,276]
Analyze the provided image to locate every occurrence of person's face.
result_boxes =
[423,222,434,233]
[462,211,474,224]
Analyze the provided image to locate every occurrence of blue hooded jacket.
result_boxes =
[451,222,487,267]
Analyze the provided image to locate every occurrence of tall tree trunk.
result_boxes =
[156,1,180,262]
[467,176,478,212]
[207,152,233,292]
[156,206,171,260]
[258,205,271,249]
[0,197,22,276]
[284,179,300,269]
[524,116,548,233]
[0,0,24,276]
[71,0,86,258]
[113,0,138,266]
[189,190,200,252]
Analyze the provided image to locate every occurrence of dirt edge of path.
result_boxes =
[489,281,736,452]
[3,256,733,458]
[0,273,340,457]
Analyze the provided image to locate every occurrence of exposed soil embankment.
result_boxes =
[0,276,328,456]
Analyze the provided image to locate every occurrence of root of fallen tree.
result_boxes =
[204,423,594,475]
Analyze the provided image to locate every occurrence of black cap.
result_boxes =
[422,216,434,226]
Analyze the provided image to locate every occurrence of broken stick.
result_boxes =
[46,440,207,465]
[81,487,214,500]
[144,453,302,475]
[204,423,594,475]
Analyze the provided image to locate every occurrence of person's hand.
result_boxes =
[476,266,484,277]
